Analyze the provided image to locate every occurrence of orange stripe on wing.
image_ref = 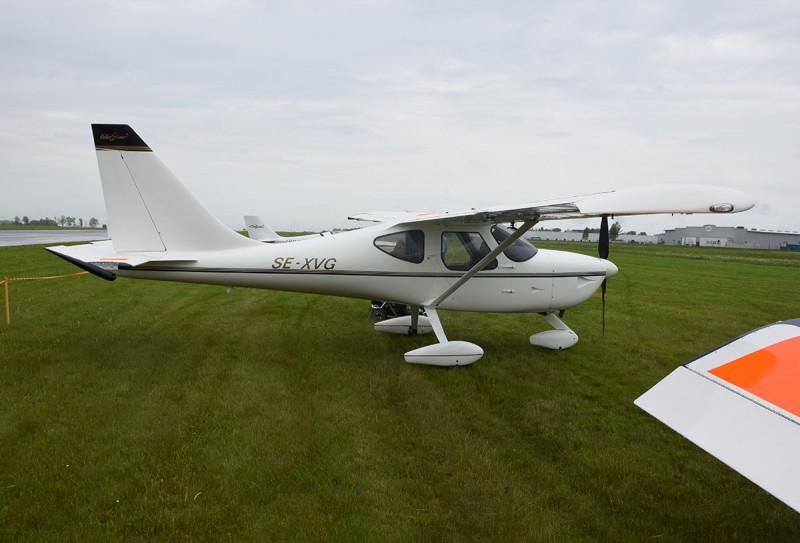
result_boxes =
[709,335,800,418]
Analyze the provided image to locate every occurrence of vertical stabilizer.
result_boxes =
[243,215,281,242]
[92,124,256,252]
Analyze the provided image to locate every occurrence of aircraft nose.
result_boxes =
[602,259,618,278]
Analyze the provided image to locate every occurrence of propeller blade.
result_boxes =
[601,278,606,335]
[599,214,609,335]
[599,214,609,260]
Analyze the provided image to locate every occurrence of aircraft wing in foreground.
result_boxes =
[636,319,800,513]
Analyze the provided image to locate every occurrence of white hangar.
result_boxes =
[658,225,800,250]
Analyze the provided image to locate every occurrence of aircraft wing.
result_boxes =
[349,184,754,225]
[635,319,800,513]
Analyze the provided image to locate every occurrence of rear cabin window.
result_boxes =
[374,230,425,263]
[441,232,498,271]
[490,225,538,262]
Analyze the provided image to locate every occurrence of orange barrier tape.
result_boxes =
[7,272,89,282]
[3,272,89,324]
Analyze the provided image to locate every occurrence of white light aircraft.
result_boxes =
[637,319,800,513]
[243,215,332,243]
[47,125,755,366]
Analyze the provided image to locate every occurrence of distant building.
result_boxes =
[529,231,589,243]
[658,225,800,250]
[528,231,658,244]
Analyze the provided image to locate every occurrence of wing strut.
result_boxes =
[428,219,537,307]
[422,305,448,343]
[404,219,537,367]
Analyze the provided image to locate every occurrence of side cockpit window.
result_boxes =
[441,232,498,271]
[490,224,538,262]
[374,230,425,263]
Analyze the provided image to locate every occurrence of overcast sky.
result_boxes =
[2,1,798,234]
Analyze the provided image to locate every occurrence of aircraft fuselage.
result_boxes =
[118,222,612,313]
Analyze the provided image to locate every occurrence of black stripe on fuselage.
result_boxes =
[125,266,606,279]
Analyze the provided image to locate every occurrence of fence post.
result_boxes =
[3,278,8,325]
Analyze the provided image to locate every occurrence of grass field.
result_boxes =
[1,241,798,541]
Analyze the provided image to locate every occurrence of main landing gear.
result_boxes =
[374,307,578,367]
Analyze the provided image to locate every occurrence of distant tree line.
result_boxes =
[581,222,623,240]
[11,215,102,228]
[539,223,650,240]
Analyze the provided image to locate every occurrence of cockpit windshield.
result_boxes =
[490,225,538,262]
[441,231,498,271]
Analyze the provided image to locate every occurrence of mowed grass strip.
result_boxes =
[1,243,799,541]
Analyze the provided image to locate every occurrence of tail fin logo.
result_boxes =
[92,124,152,152]
[99,131,130,143]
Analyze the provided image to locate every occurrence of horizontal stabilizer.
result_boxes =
[44,246,117,281]
[46,241,196,277]
[636,320,800,513]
